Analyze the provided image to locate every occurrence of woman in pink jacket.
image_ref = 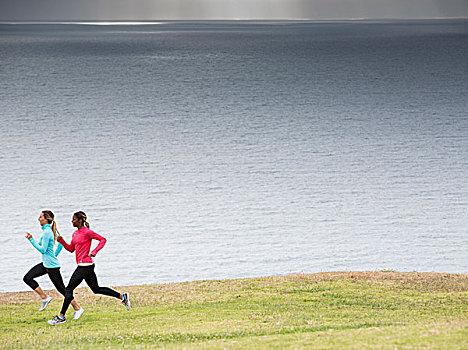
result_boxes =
[48,211,130,325]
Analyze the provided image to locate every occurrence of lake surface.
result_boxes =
[0,20,467,292]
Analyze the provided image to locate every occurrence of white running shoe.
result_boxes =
[73,307,85,320]
[39,295,52,311]
[47,315,66,325]
[122,293,131,311]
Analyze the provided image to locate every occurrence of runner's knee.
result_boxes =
[23,274,38,290]
[65,288,74,300]
[89,285,100,294]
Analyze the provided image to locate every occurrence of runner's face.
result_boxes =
[38,212,48,226]
[72,215,80,228]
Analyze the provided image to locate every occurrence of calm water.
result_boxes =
[0,20,467,292]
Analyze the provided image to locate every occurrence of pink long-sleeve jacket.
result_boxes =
[58,226,107,264]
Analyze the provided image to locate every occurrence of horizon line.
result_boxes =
[1,17,468,25]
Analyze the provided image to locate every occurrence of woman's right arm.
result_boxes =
[27,232,49,254]
[57,235,75,252]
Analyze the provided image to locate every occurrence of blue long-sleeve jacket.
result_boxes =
[28,224,63,268]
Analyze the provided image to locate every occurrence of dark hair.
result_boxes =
[42,210,60,242]
[74,211,90,228]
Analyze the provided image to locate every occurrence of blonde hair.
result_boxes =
[42,210,60,242]
[74,211,90,228]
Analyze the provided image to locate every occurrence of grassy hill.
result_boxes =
[1,271,467,349]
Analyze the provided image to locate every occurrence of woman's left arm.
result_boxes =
[89,231,107,257]
[54,243,64,257]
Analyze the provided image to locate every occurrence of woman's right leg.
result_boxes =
[47,268,81,311]
[60,266,87,316]
[23,263,48,298]
[83,265,121,299]
[83,265,130,310]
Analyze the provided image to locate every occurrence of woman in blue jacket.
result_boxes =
[24,210,84,319]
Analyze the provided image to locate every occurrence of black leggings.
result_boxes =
[23,263,68,297]
[61,264,120,315]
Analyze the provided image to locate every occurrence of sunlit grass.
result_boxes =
[1,271,467,349]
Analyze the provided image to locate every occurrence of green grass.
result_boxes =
[1,271,467,349]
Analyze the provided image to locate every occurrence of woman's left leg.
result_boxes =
[48,266,86,325]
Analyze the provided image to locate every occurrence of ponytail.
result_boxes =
[42,210,58,242]
[51,220,60,242]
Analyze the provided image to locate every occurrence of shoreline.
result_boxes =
[2,270,466,301]
[3,270,467,295]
